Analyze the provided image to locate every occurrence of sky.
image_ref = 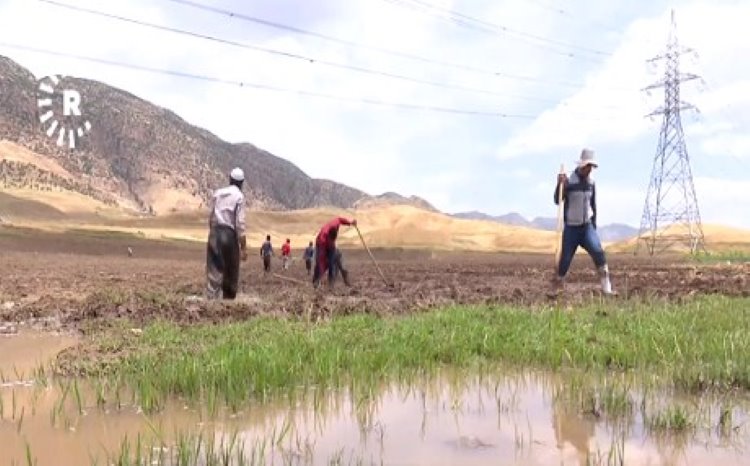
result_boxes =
[0,0,749,229]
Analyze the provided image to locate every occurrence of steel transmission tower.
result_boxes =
[636,9,706,256]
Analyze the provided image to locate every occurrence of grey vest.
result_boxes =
[563,171,595,226]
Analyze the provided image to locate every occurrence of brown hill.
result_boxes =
[353,192,438,212]
[0,55,426,215]
[608,224,750,254]
[0,192,558,252]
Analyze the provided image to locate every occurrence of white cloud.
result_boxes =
[699,134,750,159]
[496,0,750,160]
[596,184,648,229]
[693,177,750,227]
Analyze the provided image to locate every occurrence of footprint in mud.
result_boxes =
[445,435,495,450]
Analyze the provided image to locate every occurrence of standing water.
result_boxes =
[1,331,749,465]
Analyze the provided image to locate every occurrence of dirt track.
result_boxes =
[0,227,748,329]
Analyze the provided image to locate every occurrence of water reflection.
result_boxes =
[552,402,595,465]
[1,362,749,465]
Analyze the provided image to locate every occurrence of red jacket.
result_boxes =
[316,217,353,249]
[281,243,291,256]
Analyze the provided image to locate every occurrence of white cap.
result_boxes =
[577,148,598,168]
[230,167,245,181]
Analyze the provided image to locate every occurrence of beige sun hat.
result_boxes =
[577,148,598,168]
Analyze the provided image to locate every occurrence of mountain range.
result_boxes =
[451,211,639,242]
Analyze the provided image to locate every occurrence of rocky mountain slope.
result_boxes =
[0,55,432,215]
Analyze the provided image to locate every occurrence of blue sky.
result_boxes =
[1,0,749,228]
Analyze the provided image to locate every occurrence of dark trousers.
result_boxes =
[312,243,336,286]
[263,255,271,272]
[312,246,348,286]
[557,223,606,277]
[305,258,312,274]
[206,225,240,299]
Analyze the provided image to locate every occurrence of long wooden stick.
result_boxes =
[272,273,307,286]
[354,225,391,286]
[554,163,566,271]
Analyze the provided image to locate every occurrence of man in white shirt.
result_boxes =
[206,167,248,300]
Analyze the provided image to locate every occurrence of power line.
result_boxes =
[39,0,565,105]
[524,0,623,35]
[0,42,539,119]
[160,0,611,90]
[383,0,612,59]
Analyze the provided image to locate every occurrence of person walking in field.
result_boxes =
[303,241,315,275]
[312,216,356,289]
[260,234,274,273]
[553,148,613,295]
[206,167,248,300]
[281,238,291,270]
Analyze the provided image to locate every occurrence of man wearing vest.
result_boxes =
[206,167,248,300]
[553,149,613,295]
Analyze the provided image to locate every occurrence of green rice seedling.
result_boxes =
[57,379,71,415]
[599,381,635,420]
[142,416,167,454]
[647,405,695,433]
[93,380,106,408]
[73,379,84,415]
[134,434,143,466]
[607,429,626,466]
[16,406,24,434]
[175,430,194,466]
[49,400,56,427]
[718,404,734,436]
[32,363,48,388]
[29,386,42,417]
[24,442,36,466]
[276,417,292,448]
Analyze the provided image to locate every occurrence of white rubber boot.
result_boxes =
[598,265,613,295]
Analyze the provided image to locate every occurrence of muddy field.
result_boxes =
[0,227,748,329]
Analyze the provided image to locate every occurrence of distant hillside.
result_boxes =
[597,223,640,243]
[452,211,528,226]
[354,192,437,212]
[0,55,435,215]
[451,211,639,242]
[609,224,750,253]
[1,199,559,253]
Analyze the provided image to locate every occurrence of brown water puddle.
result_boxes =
[0,334,748,465]
[0,327,78,381]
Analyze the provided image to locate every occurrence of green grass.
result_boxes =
[646,405,695,433]
[692,250,750,263]
[86,428,377,466]
[69,295,750,411]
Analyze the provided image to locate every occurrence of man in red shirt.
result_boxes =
[312,216,356,288]
[281,238,291,270]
